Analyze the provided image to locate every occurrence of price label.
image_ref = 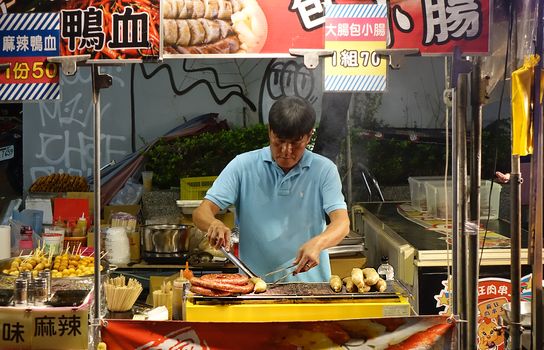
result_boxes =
[324,4,387,92]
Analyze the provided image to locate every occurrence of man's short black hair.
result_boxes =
[268,96,316,139]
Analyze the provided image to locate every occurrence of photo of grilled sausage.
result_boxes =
[162,0,267,54]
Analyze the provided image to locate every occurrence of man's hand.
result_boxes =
[207,219,231,250]
[292,209,350,275]
[193,199,232,250]
[495,171,511,184]
[293,235,322,274]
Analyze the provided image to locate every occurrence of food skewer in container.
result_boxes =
[104,275,143,319]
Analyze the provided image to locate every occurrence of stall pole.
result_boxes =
[455,72,469,349]
[91,64,112,346]
[530,0,544,346]
[346,95,353,210]
[468,57,482,348]
[445,56,459,318]
[508,5,522,347]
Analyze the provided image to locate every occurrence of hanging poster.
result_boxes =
[435,274,537,350]
[324,4,387,92]
[0,12,61,101]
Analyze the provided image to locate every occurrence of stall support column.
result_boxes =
[468,57,482,350]
[91,64,112,346]
[530,0,544,346]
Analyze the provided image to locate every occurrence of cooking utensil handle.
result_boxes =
[220,247,257,279]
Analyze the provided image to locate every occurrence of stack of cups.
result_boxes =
[0,225,11,259]
[104,227,130,265]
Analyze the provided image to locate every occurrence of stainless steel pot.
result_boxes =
[142,224,191,255]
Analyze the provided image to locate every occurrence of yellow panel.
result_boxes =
[185,296,410,322]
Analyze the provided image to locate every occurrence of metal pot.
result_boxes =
[503,301,531,328]
[142,224,191,256]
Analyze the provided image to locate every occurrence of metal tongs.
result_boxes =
[219,247,257,279]
[264,263,297,285]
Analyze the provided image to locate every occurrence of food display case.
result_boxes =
[354,202,533,315]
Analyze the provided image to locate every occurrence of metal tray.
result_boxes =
[189,282,401,304]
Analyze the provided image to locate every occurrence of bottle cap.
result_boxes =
[381,256,389,263]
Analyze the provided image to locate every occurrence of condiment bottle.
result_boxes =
[39,269,51,299]
[14,278,28,305]
[377,256,395,281]
[172,270,189,320]
[33,278,48,305]
[75,213,87,237]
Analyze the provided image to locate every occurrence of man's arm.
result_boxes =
[293,208,350,274]
[193,199,231,249]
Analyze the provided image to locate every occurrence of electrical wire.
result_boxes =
[478,1,514,270]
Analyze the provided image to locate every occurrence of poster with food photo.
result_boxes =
[161,0,326,56]
[60,0,161,60]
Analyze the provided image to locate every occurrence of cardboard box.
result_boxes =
[330,255,367,279]
[66,192,94,214]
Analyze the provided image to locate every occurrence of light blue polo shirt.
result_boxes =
[204,146,347,283]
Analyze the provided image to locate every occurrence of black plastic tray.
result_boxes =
[47,290,89,307]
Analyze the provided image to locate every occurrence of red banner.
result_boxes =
[3,0,489,57]
[102,316,454,349]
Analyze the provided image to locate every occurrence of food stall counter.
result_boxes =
[184,282,411,322]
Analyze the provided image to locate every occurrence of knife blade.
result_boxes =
[219,247,257,279]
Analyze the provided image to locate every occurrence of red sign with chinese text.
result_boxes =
[60,0,160,60]
[435,277,515,350]
[388,0,490,54]
[3,0,489,58]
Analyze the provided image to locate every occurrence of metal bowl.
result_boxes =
[142,224,191,254]
[502,301,531,327]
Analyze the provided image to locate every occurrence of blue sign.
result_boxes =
[0,13,61,101]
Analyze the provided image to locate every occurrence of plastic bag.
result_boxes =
[9,219,42,255]
[110,178,144,205]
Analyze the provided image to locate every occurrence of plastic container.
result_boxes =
[180,176,218,200]
[480,180,502,220]
[408,176,451,211]
[104,227,130,265]
[43,226,65,255]
[424,181,453,219]
[425,180,501,219]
